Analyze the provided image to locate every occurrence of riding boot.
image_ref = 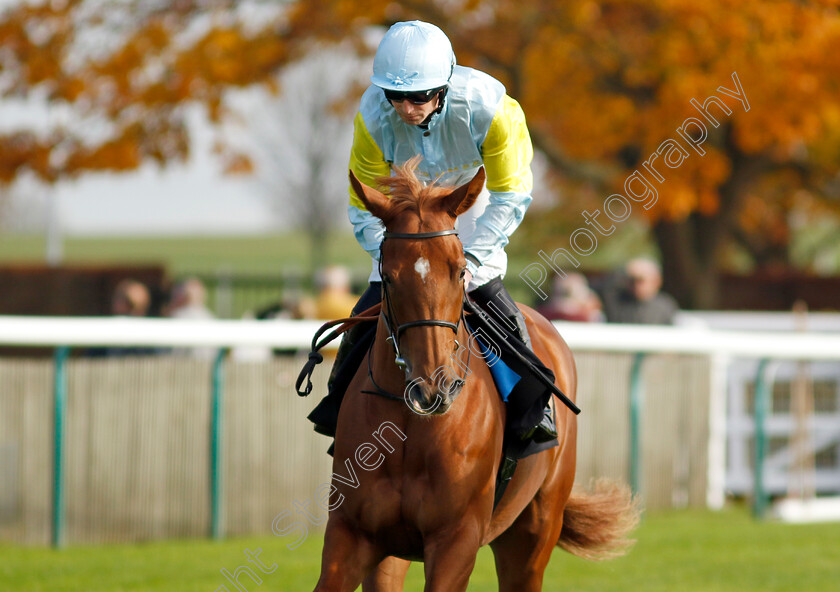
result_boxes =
[469,277,558,443]
[307,324,360,437]
[308,282,382,438]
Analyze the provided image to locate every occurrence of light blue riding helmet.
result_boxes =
[371,21,456,91]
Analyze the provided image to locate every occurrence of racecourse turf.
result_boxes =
[2,508,839,591]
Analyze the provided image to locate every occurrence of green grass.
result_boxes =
[0,232,374,317]
[2,508,839,591]
[0,230,603,307]
[0,232,370,276]
[0,231,559,306]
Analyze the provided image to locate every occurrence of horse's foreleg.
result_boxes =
[421,524,482,592]
[361,556,411,592]
[314,517,380,592]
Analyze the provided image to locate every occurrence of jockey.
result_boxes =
[309,20,556,444]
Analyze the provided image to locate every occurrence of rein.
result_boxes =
[296,228,471,401]
[295,304,380,396]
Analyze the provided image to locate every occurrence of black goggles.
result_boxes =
[383,86,444,105]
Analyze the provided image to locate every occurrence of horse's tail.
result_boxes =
[556,479,640,560]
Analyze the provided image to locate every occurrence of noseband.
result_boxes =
[379,228,464,369]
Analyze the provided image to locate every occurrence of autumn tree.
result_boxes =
[224,46,367,273]
[283,0,840,308]
[2,0,839,307]
[0,0,296,185]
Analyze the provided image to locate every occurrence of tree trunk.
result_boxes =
[309,226,328,278]
[653,218,720,309]
[652,125,766,310]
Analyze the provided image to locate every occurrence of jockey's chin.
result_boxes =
[390,96,439,126]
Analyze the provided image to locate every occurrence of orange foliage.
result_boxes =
[284,0,840,235]
[0,132,54,183]
[222,152,255,175]
[1,0,838,277]
[0,1,291,184]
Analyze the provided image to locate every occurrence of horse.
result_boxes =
[313,160,638,592]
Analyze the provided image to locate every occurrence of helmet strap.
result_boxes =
[418,87,448,129]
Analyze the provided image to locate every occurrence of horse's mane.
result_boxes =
[376,157,448,221]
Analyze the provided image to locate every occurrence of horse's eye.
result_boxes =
[458,269,466,280]
[383,274,391,285]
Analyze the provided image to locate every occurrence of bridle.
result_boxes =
[365,228,472,405]
[379,229,465,369]
[296,223,582,416]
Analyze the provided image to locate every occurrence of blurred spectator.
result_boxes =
[535,272,604,322]
[255,292,316,321]
[291,294,318,320]
[313,265,358,320]
[166,277,217,359]
[88,279,156,357]
[242,292,317,359]
[111,278,151,317]
[598,258,679,325]
[167,277,214,321]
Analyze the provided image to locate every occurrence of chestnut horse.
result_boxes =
[314,162,637,592]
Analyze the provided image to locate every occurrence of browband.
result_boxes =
[383,229,458,239]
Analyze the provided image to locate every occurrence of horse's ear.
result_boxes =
[445,167,486,218]
[349,169,391,222]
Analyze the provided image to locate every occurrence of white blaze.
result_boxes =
[414,257,431,283]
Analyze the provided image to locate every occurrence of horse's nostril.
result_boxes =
[407,381,422,402]
[404,380,444,415]
[438,375,464,399]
